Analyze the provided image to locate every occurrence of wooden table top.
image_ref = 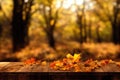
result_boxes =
[0,62,120,72]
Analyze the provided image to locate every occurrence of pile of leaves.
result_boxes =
[50,53,120,72]
[23,53,120,72]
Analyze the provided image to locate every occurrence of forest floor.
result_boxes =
[0,38,120,62]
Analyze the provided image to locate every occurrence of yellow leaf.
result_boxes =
[73,54,81,61]
[66,53,73,59]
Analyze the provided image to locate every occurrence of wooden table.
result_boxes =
[0,62,120,72]
[0,62,120,80]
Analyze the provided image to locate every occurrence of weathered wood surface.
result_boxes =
[0,62,120,72]
[95,63,120,72]
[0,62,120,80]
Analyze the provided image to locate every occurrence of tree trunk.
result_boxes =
[88,20,92,42]
[83,17,87,42]
[116,0,120,43]
[118,19,120,44]
[76,0,86,44]
[0,24,2,37]
[0,4,2,38]
[76,14,84,43]
[111,0,120,44]
[79,26,84,43]
[96,26,101,42]
[112,23,118,44]
[12,0,29,52]
[46,27,55,48]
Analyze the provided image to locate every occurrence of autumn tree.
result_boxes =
[96,25,102,42]
[112,0,120,44]
[0,25,1,37]
[88,19,92,42]
[0,3,2,37]
[75,0,87,43]
[93,0,120,44]
[38,0,63,48]
[12,0,33,52]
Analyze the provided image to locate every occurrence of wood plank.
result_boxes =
[16,62,49,72]
[94,68,104,72]
[0,62,120,72]
[89,63,120,72]
[0,62,24,72]
[16,63,37,72]
[31,63,49,72]
[110,63,120,72]
[101,64,113,72]
[0,62,10,70]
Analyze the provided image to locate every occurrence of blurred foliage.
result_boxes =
[0,0,120,61]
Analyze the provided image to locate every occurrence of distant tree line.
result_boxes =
[0,0,120,52]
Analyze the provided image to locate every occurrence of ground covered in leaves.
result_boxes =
[0,39,120,62]
[16,42,120,62]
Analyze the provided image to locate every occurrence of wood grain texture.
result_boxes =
[95,63,120,72]
[31,63,49,72]
[0,62,10,70]
[0,62,23,72]
[0,62,120,72]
